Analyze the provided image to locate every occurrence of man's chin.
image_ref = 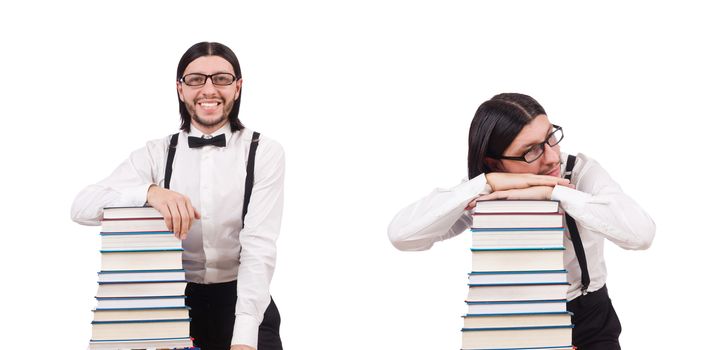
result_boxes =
[538,165,560,177]
[192,114,226,128]
[544,167,561,177]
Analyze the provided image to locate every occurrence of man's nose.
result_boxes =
[543,142,559,162]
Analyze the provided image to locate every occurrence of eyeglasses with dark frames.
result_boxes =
[490,125,564,163]
[179,73,237,87]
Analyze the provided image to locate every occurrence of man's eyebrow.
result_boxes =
[517,124,554,151]
[516,142,538,153]
[188,71,234,75]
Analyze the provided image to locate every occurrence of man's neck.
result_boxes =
[191,121,228,136]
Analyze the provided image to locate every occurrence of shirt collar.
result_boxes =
[189,122,233,143]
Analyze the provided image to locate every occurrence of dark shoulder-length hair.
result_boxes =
[176,42,244,132]
[467,93,546,179]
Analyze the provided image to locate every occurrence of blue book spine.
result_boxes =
[98,280,187,285]
[463,312,573,317]
[100,248,184,253]
[468,282,570,287]
[461,324,575,331]
[96,296,187,300]
[471,247,565,252]
[99,269,186,274]
[93,306,190,311]
[92,318,191,325]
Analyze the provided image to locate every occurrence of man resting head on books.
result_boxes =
[388,92,656,350]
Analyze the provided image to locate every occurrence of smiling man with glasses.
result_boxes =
[72,42,285,350]
[388,93,655,350]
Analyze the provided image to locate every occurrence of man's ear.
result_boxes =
[176,81,184,102]
[235,78,243,100]
[484,156,501,172]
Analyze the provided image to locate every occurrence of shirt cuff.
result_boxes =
[551,184,591,212]
[450,174,490,209]
[231,314,259,348]
[117,183,154,207]
[454,173,489,196]
[477,173,492,194]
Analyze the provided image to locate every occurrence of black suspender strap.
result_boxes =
[164,133,179,189]
[564,154,590,295]
[242,132,261,228]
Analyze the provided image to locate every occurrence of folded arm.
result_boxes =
[552,155,656,250]
[70,144,160,225]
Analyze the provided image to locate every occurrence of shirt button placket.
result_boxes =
[200,146,215,282]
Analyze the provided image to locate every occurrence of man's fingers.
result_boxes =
[177,200,190,239]
[185,198,196,223]
[147,187,198,240]
[163,203,179,238]
[529,175,570,187]
[467,194,496,210]
[182,199,196,240]
[480,193,495,201]
[158,205,173,233]
[555,178,571,186]
[466,199,477,210]
[481,191,510,201]
[168,203,182,238]
[495,191,511,200]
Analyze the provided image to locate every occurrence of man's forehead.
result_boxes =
[184,55,235,74]
[513,117,552,148]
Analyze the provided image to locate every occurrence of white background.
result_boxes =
[1,1,726,348]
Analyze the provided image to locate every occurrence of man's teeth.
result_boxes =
[200,102,219,107]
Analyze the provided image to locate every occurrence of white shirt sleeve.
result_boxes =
[551,154,655,250]
[70,140,164,226]
[232,138,285,347]
[387,174,491,251]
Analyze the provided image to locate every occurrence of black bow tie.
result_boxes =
[188,134,226,148]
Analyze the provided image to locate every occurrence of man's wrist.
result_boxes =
[145,183,158,204]
[119,183,156,207]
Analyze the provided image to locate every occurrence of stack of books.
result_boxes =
[462,200,574,350]
[89,207,194,350]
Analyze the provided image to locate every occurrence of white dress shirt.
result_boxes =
[71,123,285,347]
[387,152,655,301]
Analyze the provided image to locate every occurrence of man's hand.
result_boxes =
[466,183,575,210]
[231,345,255,350]
[146,185,200,239]
[478,186,555,202]
[485,172,570,192]
[465,173,572,210]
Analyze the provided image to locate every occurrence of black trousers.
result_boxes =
[567,285,622,350]
[185,280,283,350]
